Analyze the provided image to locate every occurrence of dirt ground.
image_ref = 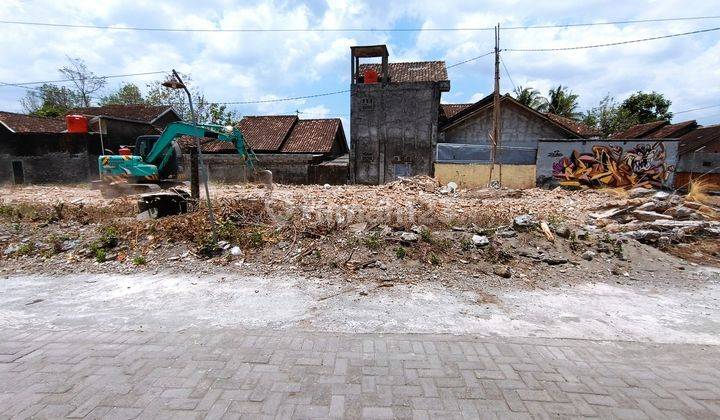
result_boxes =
[1,179,718,298]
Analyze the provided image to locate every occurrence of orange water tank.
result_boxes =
[66,115,88,133]
[118,146,132,156]
[363,68,379,84]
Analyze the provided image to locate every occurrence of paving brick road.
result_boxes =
[1,328,719,419]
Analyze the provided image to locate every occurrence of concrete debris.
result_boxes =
[495,227,517,238]
[543,256,568,265]
[230,246,243,256]
[581,250,596,261]
[439,181,458,195]
[631,210,674,221]
[471,235,490,247]
[513,214,537,229]
[398,232,419,242]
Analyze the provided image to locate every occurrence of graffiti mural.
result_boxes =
[551,142,675,188]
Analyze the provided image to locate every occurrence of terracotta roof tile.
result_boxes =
[281,119,342,153]
[176,135,238,154]
[68,104,175,124]
[0,111,66,133]
[237,115,297,151]
[359,61,448,83]
[649,120,698,139]
[440,104,473,120]
[678,124,720,155]
[545,113,601,137]
[611,120,668,139]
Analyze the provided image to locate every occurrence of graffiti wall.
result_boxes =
[536,139,678,188]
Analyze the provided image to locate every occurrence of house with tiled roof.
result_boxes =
[0,111,96,184]
[67,104,181,152]
[176,115,348,184]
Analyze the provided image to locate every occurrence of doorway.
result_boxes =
[12,161,24,185]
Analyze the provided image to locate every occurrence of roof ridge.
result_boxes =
[0,110,63,120]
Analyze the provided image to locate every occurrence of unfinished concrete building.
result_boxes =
[349,45,450,184]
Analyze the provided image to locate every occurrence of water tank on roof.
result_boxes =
[66,115,88,133]
[363,69,379,84]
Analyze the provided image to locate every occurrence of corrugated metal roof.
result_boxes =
[359,61,448,83]
[0,111,66,133]
[678,124,720,155]
[68,104,176,124]
[611,120,668,139]
[649,120,698,139]
[280,119,342,153]
[237,115,297,151]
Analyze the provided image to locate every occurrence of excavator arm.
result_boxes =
[145,122,254,173]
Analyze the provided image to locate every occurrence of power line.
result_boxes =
[4,70,169,87]
[2,15,720,32]
[506,26,720,51]
[447,51,494,69]
[499,56,516,92]
[210,89,350,105]
[674,104,720,114]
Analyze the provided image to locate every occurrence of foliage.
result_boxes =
[16,243,36,257]
[429,253,441,266]
[546,85,581,119]
[22,84,82,116]
[582,95,637,137]
[58,57,107,107]
[93,247,107,263]
[99,83,144,105]
[420,228,433,243]
[395,246,406,259]
[145,72,237,124]
[619,91,672,124]
[132,255,147,266]
[364,232,381,250]
[512,86,548,111]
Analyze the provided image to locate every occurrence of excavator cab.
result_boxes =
[134,135,183,180]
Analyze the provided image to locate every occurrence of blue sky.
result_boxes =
[1,0,720,130]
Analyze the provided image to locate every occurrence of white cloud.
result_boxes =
[0,0,718,126]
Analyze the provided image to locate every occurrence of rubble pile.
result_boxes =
[587,188,720,246]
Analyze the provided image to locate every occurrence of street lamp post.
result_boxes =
[163,69,218,245]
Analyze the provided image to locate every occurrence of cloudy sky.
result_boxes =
[1,0,719,128]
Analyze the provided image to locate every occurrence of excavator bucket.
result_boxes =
[137,188,192,219]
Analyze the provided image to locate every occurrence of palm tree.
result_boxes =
[546,85,581,119]
[512,86,548,111]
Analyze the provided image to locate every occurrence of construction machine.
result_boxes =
[97,121,256,217]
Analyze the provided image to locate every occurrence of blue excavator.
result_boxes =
[97,121,257,217]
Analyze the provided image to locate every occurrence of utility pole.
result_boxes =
[489,23,501,187]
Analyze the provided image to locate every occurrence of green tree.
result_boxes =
[145,72,237,124]
[21,83,82,116]
[512,86,548,111]
[582,95,636,137]
[99,83,144,105]
[58,57,107,107]
[619,91,672,124]
[546,85,581,119]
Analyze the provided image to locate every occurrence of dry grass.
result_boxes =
[687,179,719,205]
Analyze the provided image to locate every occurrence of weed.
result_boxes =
[98,226,119,249]
[15,243,35,257]
[460,238,474,251]
[395,246,406,259]
[420,228,433,243]
[364,232,381,251]
[197,236,222,258]
[248,230,264,248]
[313,249,322,259]
[429,252,441,266]
[132,255,147,266]
[94,248,107,263]
[688,179,718,204]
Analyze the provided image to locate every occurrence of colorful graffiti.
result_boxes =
[551,142,675,188]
